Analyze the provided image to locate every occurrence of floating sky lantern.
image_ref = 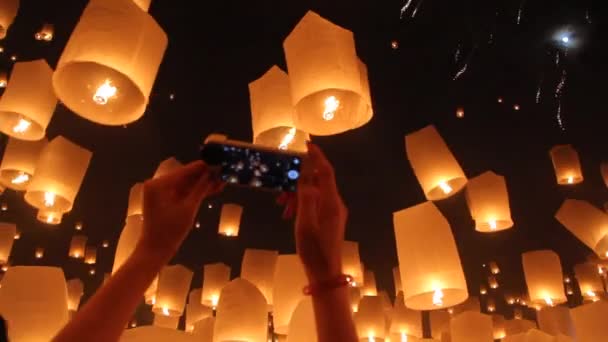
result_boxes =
[0,222,16,264]
[342,241,364,287]
[240,248,278,309]
[489,261,500,275]
[69,235,87,259]
[549,145,584,185]
[185,289,212,332]
[84,246,97,265]
[555,199,608,259]
[536,305,575,338]
[201,262,231,308]
[127,182,144,219]
[35,247,44,259]
[67,278,84,313]
[0,71,7,88]
[0,0,19,39]
[286,298,317,342]
[152,314,179,330]
[37,210,63,225]
[450,311,493,342]
[153,264,193,317]
[0,137,47,191]
[393,266,403,296]
[390,292,423,339]
[273,254,307,335]
[362,269,378,296]
[570,300,608,342]
[465,171,513,232]
[354,296,386,341]
[522,250,567,308]
[34,23,54,41]
[574,263,604,302]
[492,315,507,340]
[429,310,451,340]
[218,203,243,237]
[488,276,499,289]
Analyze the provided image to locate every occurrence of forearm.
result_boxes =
[311,286,358,342]
[53,244,170,342]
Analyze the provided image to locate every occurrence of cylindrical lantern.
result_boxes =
[537,306,575,338]
[0,266,69,341]
[393,266,403,296]
[35,23,54,41]
[342,241,363,286]
[489,261,500,275]
[67,278,84,312]
[0,138,47,191]
[241,248,278,309]
[452,296,480,316]
[24,136,93,213]
[84,246,97,265]
[153,157,183,179]
[493,315,506,340]
[0,0,19,39]
[112,216,143,273]
[152,264,193,317]
[286,298,317,342]
[450,311,493,342]
[0,71,7,88]
[192,317,215,342]
[201,262,231,308]
[186,289,213,332]
[0,222,16,264]
[362,269,378,296]
[574,263,604,301]
[393,202,468,310]
[601,162,608,189]
[488,276,499,289]
[349,286,361,313]
[214,278,268,342]
[35,247,44,259]
[555,199,608,259]
[355,296,386,340]
[0,60,57,140]
[37,210,63,225]
[405,125,468,200]
[465,171,513,232]
[69,235,87,259]
[429,310,450,340]
[152,314,179,330]
[570,300,608,342]
[218,203,243,237]
[485,297,496,313]
[522,250,567,307]
[282,11,372,136]
[549,145,584,185]
[390,292,423,338]
[273,254,308,334]
[127,182,144,219]
[249,66,308,152]
[52,0,168,126]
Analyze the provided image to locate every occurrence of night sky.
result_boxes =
[1,0,606,325]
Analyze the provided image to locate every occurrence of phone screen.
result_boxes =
[201,142,303,192]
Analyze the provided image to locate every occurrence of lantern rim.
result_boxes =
[151,306,182,318]
[0,169,33,191]
[254,126,309,152]
[475,219,514,233]
[556,175,584,185]
[403,288,468,311]
[24,190,72,213]
[594,234,608,259]
[0,112,46,141]
[36,211,62,225]
[426,177,467,200]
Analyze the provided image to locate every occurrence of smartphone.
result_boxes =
[200,135,305,192]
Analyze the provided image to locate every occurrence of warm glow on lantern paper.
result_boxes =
[354,296,386,340]
[502,329,555,342]
[191,317,214,342]
[213,278,268,342]
[555,199,608,259]
[153,264,193,317]
[67,278,84,312]
[121,326,199,342]
[349,286,361,312]
[488,275,499,289]
[0,222,16,264]
[0,60,57,140]
[452,296,480,316]
[574,263,604,301]
[153,314,179,329]
[218,203,243,237]
[286,298,317,342]
[570,300,608,342]
[393,202,468,310]
[362,269,378,296]
[489,261,500,275]
[0,0,19,39]
[450,311,493,342]
[549,145,584,185]
[53,0,168,126]
[132,0,151,11]
[283,11,372,136]
[249,66,308,152]
[393,266,403,296]
[342,241,364,286]
[0,266,69,341]
[113,216,143,273]
[522,250,567,307]
[465,171,513,232]
[154,157,183,179]
[24,136,92,213]
[504,319,536,336]
[201,262,231,307]
[37,209,63,225]
[35,24,54,41]
[0,138,47,191]
[240,248,278,308]
[405,126,468,200]
[186,289,213,332]
[390,292,423,338]
[537,306,575,337]
[429,310,450,340]
[273,254,308,334]
[493,315,506,340]
[69,235,87,259]
[84,246,97,264]
[127,182,144,219]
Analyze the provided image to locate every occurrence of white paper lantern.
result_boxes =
[570,300,608,342]
[536,306,575,338]
[120,326,198,342]
[0,0,19,39]
[241,248,278,309]
[574,263,604,302]
[390,292,423,338]
[363,269,378,296]
[465,171,513,232]
[286,298,317,342]
[153,264,193,317]
[0,222,16,264]
[0,138,47,191]
[449,311,493,342]
[273,254,307,334]
[555,199,608,259]
[67,278,84,312]
[522,250,567,308]
[549,145,584,185]
[355,296,386,340]
[201,262,231,308]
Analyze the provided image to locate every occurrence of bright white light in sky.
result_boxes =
[561,36,569,43]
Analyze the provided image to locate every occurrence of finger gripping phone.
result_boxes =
[200,135,304,192]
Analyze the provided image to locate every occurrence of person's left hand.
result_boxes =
[139,161,223,258]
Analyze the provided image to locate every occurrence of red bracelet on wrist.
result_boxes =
[303,274,352,296]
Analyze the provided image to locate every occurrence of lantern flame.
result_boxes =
[93,80,117,105]
[150,296,156,305]
[567,176,574,184]
[35,250,43,258]
[367,332,375,342]
[401,332,408,342]
[11,173,30,185]
[586,290,596,297]
[44,191,56,207]
[323,96,340,121]
[352,304,358,312]
[162,307,170,316]
[278,127,297,150]
[438,181,453,194]
[489,220,497,230]
[46,213,54,224]
[432,288,444,306]
[544,297,554,306]
[13,119,31,133]
[211,294,219,308]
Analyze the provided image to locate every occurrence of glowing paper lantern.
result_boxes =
[84,246,97,264]
[34,24,54,41]
[282,11,373,136]
[127,182,144,219]
[154,157,183,179]
[502,329,554,342]
[549,145,583,185]
[355,296,386,340]
[488,276,499,289]
[24,136,92,213]
[121,326,198,342]
[537,306,575,337]
[0,71,7,88]
[213,278,267,342]
[486,297,496,313]
[504,319,536,335]
[69,235,87,259]
[131,0,151,11]
[465,171,513,232]
[390,292,423,338]
[113,216,143,272]
[248,66,308,152]
[363,269,378,296]
[405,125,468,200]
[153,264,193,317]
[286,298,317,342]
[67,278,84,313]
[186,289,213,332]
[218,203,242,237]
[0,222,16,264]
[601,162,608,188]
[191,317,214,342]
[393,266,403,295]
[449,311,493,342]
[393,202,468,310]
[570,300,608,342]
[522,250,567,308]
[489,262,500,275]
[555,199,608,259]
[53,0,168,126]
[0,138,47,191]
[37,209,63,225]
[429,310,450,340]
[573,263,604,301]
[349,286,361,312]
[342,241,363,286]
[0,0,19,39]
[153,314,179,329]
[452,296,480,316]
[0,60,57,140]
[35,247,44,259]
[201,262,231,307]
[0,266,68,341]
[273,254,307,334]
[493,315,507,340]
[240,248,278,308]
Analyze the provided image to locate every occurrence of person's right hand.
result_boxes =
[295,143,348,284]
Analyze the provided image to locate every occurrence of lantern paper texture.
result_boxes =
[0,0,19,39]
[405,125,468,200]
[549,145,584,185]
[504,319,537,336]
[0,266,69,342]
[273,254,307,334]
[213,278,267,342]
[522,250,567,307]
[452,296,480,316]
[536,306,575,338]
[24,136,93,213]
[53,0,168,126]
[362,269,378,296]
[393,266,403,296]
[570,300,608,342]
[120,326,198,342]
[390,292,423,338]
[493,315,506,340]
[393,202,468,310]
[186,289,213,331]
[112,216,143,273]
[69,235,87,259]
[574,263,604,301]
[555,199,608,259]
[132,0,151,11]
[201,262,231,307]
[240,248,278,307]
[349,286,361,312]
[37,209,63,225]
[153,314,179,330]
[354,296,386,339]
[489,262,500,275]
[342,241,364,286]
[218,204,243,237]
[502,329,554,342]
[283,11,372,136]
[286,298,317,342]
[191,317,214,342]
[153,264,193,317]
[0,60,57,140]
[127,183,144,218]
[465,171,513,232]
[450,311,493,342]
[67,278,84,312]
[84,246,97,264]
[0,138,47,191]
[0,222,16,264]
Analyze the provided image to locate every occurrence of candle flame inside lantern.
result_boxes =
[162,307,170,316]
[323,96,340,121]
[432,288,444,307]
[12,119,31,133]
[438,181,453,195]
[11,173,29,185]
[567,176,574,184]
[544,297,554,306]
[211,294,219,308]
[44,192,56,207]
[586,290,596,297]
[93,80,117,105]
[278,127,297,150]
[489,220,498,230]
[401,332,408,342]
[367,332,376,342]
[46,214,54,224]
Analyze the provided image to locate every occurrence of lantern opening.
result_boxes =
[44,191,56,207]
[12,118,31,134]
[323,96,340,121]
[162,307,170,316]
[489,220,498,230]
[211,294,219,308]
[367,332,375,341]
[567,176,574,184]
[93,80,118,105]
[438,181,453,195]
[11,172,30,185]
[543,297,554,306]
[432,288,444,307]
[401,332,408,341]
[278,127,297,150]
[46,213,54,224]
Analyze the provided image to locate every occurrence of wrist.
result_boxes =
[303,274,352,296]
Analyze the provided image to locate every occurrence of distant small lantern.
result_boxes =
[393,266,403,296]
[452,296,481,316]
[0,60,57,140]
[13,230,19,240]
[66,278,84,313]
[84,246,97,265]
[201,262,231,308]
[555,199,608,259]
[240,248,278,309]
[405,125,468,200]
[488,276,499,289]
[34,24,54,41]
[53,0,168,126]
[513,104,520,111]
[342,241,363,287]
[112,216,143,273]
[522,250,567,308]
[24,136,93,214]
[282,11,373,136]
[0,203,6,211]
[88,268,95,276]
[153,264,193,317]
[492,315,507,340]
[0,71,7,88]
[273,254,308,334]
[218,203,243,237]
[486,297,496,312]
[574,263,604,302]
[37,210,63,225]
[450,311,493,342]
[0,138,47,191]
[549,145,584,185]
[465,171,514,232]
[127,182,143,219]
[391,40,399,49]
[537,305,576,338]
[489,261,500,275]
[102,240,109,248]
[69,235,87,259]
[75,222,83,231]
[393,202,468,310]
[35,247,44,259]
[566,283,574,295]
[362,269,378,296]
[0,222,16,264]
[0,0,19,39]
[249,66,309,152]
[480,284,488,295]
[456,107,464,118]
[354,296,386,340]
[390,292,423,338]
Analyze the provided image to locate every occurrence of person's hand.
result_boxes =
[139,161,223,258]
[295,143,348,284]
